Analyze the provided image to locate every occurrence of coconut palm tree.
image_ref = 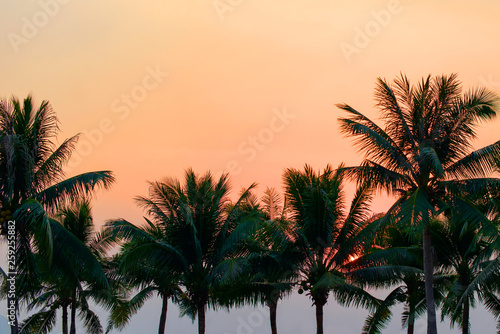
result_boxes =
[337,73,500,334]
[104,218,182,334]
[434,210,500,334]
[437,156,500,333]
[108,169,261,334]
[359,221,435,334]
[19,257,104,334]
[224,187,299,334]
[0,95,114,333]
[19,199,109,334]
[283,164,377,334]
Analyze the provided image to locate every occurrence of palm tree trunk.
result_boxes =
[267,300,278,334]
[423,226,437,334]
[407,320,414,334]
[158,294,168,334]
[197,304,205,334]
[462,296,469,334]
[9,322,17,334]
[315,302,324,334]
[70,291,77,334]
[62,304,69,334]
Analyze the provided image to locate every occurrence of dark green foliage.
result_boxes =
[283,164,378,334]
[338,74,500,334]
[0,95,114,334]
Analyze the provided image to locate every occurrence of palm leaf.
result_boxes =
[362,287,406,334]
[79,307,104,334]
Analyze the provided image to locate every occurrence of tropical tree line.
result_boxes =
[1,73,500,334]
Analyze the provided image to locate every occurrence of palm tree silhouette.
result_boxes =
[337,73,500,334]
[283,164,377,334]
[20,199,109,334]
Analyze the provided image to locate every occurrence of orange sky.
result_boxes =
[1,1,500,332]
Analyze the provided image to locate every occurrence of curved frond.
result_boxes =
[108,286,157,331]
[19,307,57,334]
[36,171,115,211]
[34,134,80,191]
[79,307,104,334]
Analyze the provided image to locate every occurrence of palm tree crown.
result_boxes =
[283,164,377,334]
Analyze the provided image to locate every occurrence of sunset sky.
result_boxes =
[1,0,500,333]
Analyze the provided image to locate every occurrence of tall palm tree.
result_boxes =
[337,73,500,334]
[0,95,114,333]
[108,169,261,334]
[19,199,109,334]
[283,164,377,334]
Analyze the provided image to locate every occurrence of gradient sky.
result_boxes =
[1,0,500,333]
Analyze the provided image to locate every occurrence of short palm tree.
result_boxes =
[359,221,434,334]
[105,218,182,334]
[0,95,114,333]
[434,211,500,334]
[108,169,261,334]
[337,74,500,334]
[283,164,377,334]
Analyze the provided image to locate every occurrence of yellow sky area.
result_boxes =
[1,0,500,227]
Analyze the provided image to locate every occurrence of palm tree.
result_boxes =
[108,169,261,334]
[19,199,109,334]
[337,73,500,334]
[104,218,182,334]
[255,188,298,334]
[283,164,377,334]
[434,211,500,334]
[0,95,114,333]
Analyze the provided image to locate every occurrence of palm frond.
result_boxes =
[362,287,406,334]
[34,134,80,191]
[337,103,411,173]
[36,171,115,211]
[108,286,157,331]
